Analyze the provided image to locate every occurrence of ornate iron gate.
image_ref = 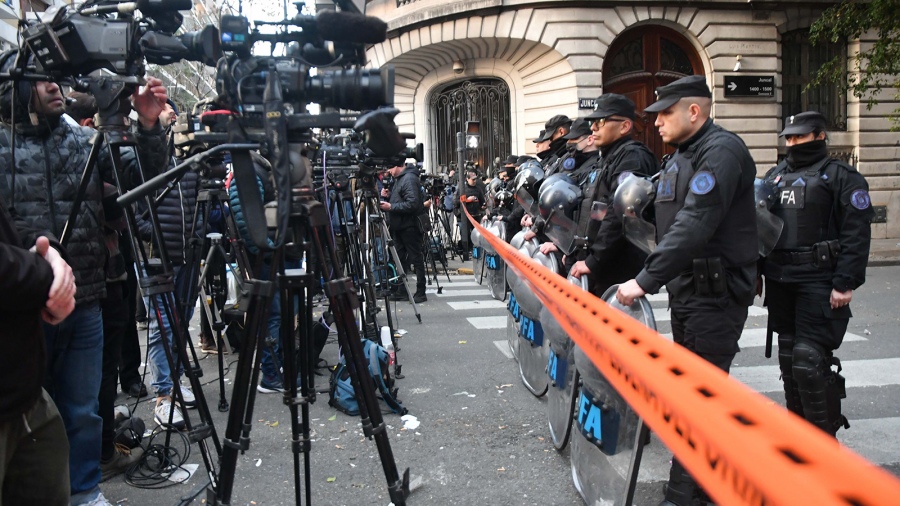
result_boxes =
[430,79,511,175]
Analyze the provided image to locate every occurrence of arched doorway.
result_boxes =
[430,79,511,175]
[603,26,704,159]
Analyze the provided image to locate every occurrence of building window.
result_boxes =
[782,28,847,130]
[430,79,510,175]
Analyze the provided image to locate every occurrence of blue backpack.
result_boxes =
[329,339,408,416]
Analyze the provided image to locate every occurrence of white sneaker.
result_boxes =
[176,383,197,409]
[81,491,113,506]
[154,398,185,429]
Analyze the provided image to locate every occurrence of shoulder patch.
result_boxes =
[617,171,632,185]
[563,157,576,170]
[850,189,871,210]
[689,171,716,195]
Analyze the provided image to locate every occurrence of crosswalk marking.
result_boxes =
[493,340,514,359]
[732,357,900,393]
[427,280,483,287]
[838,417,900,465]
[427,289,497,297]
[447,300,508,310]
[659,328,867,348]
[648,304,767,323]
[467,316,507,329]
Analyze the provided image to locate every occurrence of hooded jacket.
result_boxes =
[0,114,167,305]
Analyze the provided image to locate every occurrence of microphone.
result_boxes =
[81,0,192,16]
[315,10,387,44]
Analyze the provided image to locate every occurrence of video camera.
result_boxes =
[20,0,221,82]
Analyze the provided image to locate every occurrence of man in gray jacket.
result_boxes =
[0,71,168,506]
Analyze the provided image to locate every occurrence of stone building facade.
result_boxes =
[363,0,900,238]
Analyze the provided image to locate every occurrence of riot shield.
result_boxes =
[545,273,589,450]
[471,227,484,284]
[570,285,657,506]
[517,247,560,397]
[543,210,580,257]
[486,220,508,301]
[622,216,657,255]
[516,187,540,216]
[507,298,520,362]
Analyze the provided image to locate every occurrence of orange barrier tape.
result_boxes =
[463,206,900,506]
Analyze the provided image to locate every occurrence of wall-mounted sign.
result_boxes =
[579,98,596,109]
[724,75,775,97]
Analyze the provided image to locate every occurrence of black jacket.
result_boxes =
[387,166,425,231]
[583,138,659,290]
[0,118,167,305]
[635,120,758,305]
[463,182,486,219]
[135,159,200,265]
[0,197,53,422]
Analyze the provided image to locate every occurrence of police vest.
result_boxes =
[765,158,837,250]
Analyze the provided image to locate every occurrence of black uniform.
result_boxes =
[580,137,658,295]
[762,134,873,436]
[636,119,757,506]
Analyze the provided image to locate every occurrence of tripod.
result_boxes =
[60,77,221,488]
[209,162,411,505]
[356,180,422,324]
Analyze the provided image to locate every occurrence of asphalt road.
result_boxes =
[100,264,900,505]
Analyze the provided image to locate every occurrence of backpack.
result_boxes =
[328,339,408,416]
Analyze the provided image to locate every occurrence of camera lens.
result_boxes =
[306,66,394,111]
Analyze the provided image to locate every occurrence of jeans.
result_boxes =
[145,265,195,397]
[100,282,128,460]
[257,259,301,381]
[43,302,103,496]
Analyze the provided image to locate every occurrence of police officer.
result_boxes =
[537,115,572,172]
[762,111,873,436]
[570,94,659,295]
[615,76,758,506]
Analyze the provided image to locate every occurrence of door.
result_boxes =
[603,26,704,160]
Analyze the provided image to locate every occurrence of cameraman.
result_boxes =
[0,67,168,506]
[380,162,427,303]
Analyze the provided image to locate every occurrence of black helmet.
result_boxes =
[514,160,545,199]
[538,173,573,199]
[538,174,582,220]
[487,177,503,196]
[613,173,657,254]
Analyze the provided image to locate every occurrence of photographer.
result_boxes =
[0,68,168,506]
[380,162,427,303]
[462,169,486,224]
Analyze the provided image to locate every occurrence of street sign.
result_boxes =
[579,98,596,109]
[723,75,775,97]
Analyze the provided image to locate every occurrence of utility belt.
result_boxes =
[692,257,727,297]
[770,240,840,268]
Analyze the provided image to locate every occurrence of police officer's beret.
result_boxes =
[644,75,712,113]
[532,130,545,143]
[585,93,636,121]
[563,118,593,139]
[780,111,827,137]
[538,115,573,141]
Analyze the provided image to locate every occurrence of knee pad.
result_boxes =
[792,341,849,434]
[777,333,796,376]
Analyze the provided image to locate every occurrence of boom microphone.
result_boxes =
[315,10,387,44]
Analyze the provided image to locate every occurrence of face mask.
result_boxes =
[786,139,827,168]
[549,136,567,155]
[536,148,552,160]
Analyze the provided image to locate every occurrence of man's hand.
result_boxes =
[521,214,533,227]
[523,230,536,241]
[381,188,390,198]
[32,237,75,325]
[615,279,646,307]
[570,260,591,278]
[539,242,557,255]
[466,196,477,202]
[830,289,852,309]
[379,201,391,211]
[424,199,432,208]
[133,76,168,130]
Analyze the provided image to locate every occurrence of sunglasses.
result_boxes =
[591,117,626,127]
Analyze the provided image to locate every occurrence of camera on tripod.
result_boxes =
[21,0,221,81]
